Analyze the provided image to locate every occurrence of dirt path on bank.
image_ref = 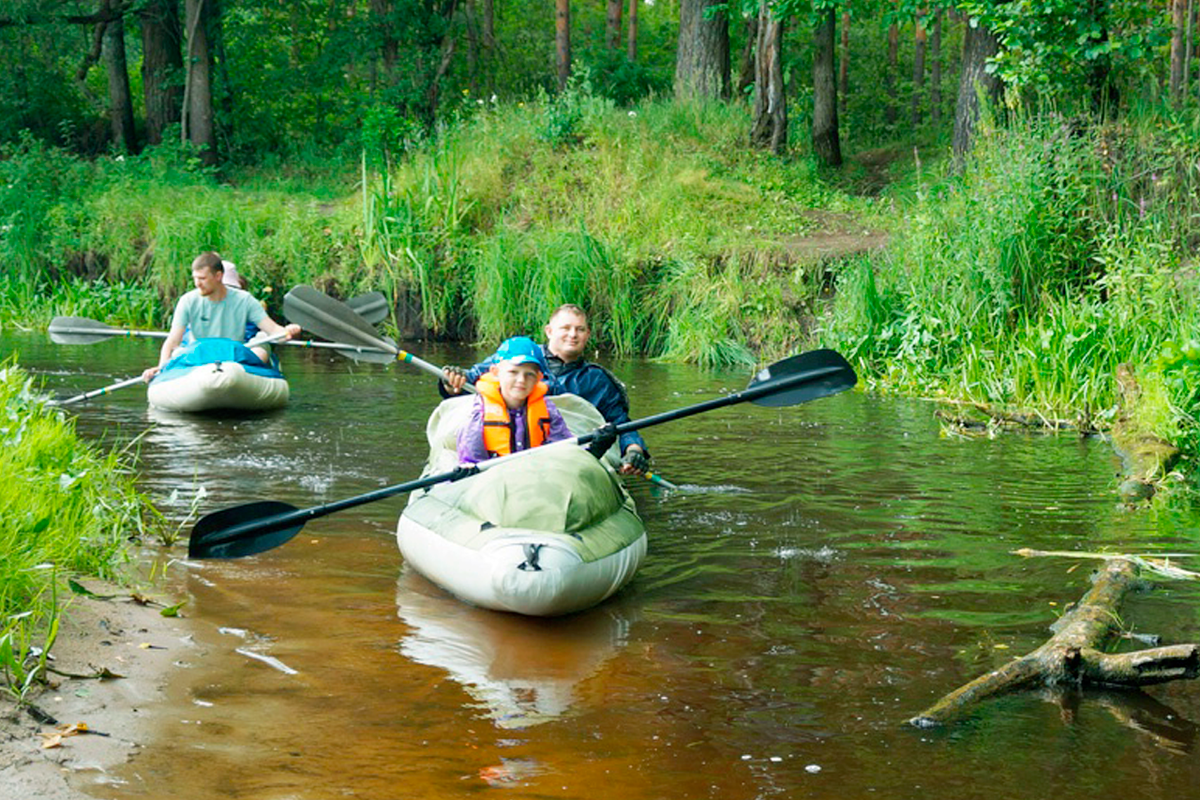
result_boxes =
[0,584,201,799]
[782,209,889,264]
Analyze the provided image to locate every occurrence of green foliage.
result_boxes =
[0,132,361,327]
[966,0,1168,109]
[0,277,161,331]
[0,15,104,152]
[1158,340,1200,461]
[820,112,1200,460]
[354,96,854,362]
[0,359,154,698]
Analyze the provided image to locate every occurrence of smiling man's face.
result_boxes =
[544,310,590,363]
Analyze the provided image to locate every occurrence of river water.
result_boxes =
[6,332,1200,799]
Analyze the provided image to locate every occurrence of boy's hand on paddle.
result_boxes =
[442,365,468,394]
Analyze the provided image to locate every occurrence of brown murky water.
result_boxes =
[7,332,1200,799]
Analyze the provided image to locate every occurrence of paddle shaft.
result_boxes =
[195,468,485,550]
[49,322,392,356]
[53,376,145,406]
[644,472,678,490]
[601,361,850,435]
[406,352,479,394]
[54,327,164,341]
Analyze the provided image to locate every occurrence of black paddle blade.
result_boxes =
[48,316,118,345]
[346,292,389,325]
[285,285,396,349]
[748,349,857,407]
[189,500,304,559]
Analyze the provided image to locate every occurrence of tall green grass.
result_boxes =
[357,94,845,361]
[0,133,367,327]
[0,359,154,698]
[820,110,1200,468]
[2,94,855,364]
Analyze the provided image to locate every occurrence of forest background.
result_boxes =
[2,0,1200,491]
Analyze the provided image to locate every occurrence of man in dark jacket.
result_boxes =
[441,304,650,475]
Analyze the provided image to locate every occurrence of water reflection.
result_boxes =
[395,568,637,729]
[1070,690,1197,755]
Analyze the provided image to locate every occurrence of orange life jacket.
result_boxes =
[476,372,553,458]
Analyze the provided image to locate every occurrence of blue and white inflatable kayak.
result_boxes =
[147,338,289,413]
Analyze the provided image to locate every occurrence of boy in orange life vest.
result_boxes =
[456,336,573,465]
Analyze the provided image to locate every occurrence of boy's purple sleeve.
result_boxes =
[456,398,490,464]
[544,398,573,443]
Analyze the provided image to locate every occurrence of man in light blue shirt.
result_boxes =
[141,252,300,382]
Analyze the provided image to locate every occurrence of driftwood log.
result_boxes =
[932,400,1088,434]
[910,556,1200,727]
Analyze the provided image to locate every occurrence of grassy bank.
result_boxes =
[3,96,1199,477]
[0,360,155,699]
[822,109,1200,477]
[1,96,865,366]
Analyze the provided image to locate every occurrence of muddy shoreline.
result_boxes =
[0,582,200,799]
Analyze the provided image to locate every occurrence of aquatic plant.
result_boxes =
[0,359,154,699]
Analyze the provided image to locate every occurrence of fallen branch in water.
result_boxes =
[910,556,1200,727]
[933,405,1088,435]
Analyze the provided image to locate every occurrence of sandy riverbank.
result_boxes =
[0,580,199,799]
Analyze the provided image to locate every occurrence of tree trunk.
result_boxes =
[139,0,183,146]
[182,0,216,164]
[210,0,233,141]
[675,0,730,100]
[425,1,459,122]
[911,556,1200,727]
[102,11,138,153]
[480,0,496,93]
[911,13,926,128]
[482,0,494,49]
[884,9,898,126]
[838,4,849,115]
[930,10,941,125]
[1186,0,1194,94]
[465,0,480,95]
[735,16,757,100]
[556,0,571,91]
[627,0,638,61]
[1172,0,1187,105]
[811,6,841,167]
[606,0,622,50]
[749,3,785,154]
[951,12,1000,165]
[370,0,399,86]
[1087,0,1117,116]
[75,13,108,109]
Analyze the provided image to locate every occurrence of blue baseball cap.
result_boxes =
[494,336,548,373]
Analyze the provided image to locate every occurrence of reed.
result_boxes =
[821,112,1200,459]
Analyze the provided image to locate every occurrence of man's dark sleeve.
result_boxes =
[584,369,648,456]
